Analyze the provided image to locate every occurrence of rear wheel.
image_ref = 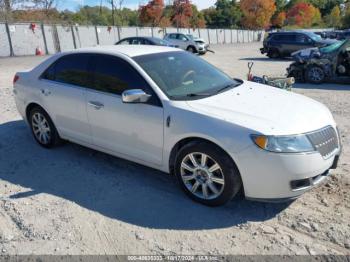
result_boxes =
[267,48,280,59]
[175,141,242,206]
[305,65,325,84]
[29,107,61,148]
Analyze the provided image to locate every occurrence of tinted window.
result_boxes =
[130,38,145,45]
[41,54,90,87]
[169,34,177,39]
[177,34,188,41]
[118,39,131,45]
[296,34,311,43]
[91,55,161,106]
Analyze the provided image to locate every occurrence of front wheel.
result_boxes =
[175,141,242,206]
[305,65,325,84]
[186,46,196,53]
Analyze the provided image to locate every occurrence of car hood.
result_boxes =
[185,81,335,135]
[317,38,339,45]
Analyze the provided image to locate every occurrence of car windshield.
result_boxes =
[320,40,345,53]
[186,34,194,40]
[133,51,241,100]
[308,33,322,41]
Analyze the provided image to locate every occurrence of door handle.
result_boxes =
[88,101,104,110]
[40,89,51,96]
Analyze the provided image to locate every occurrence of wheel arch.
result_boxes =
[168,136,241,176]
[187,45,198,52]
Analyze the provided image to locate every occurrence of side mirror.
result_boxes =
[122,89,151,103]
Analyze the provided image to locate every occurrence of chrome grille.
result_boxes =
[307,126,339,159]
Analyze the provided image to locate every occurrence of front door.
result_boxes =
[85,54,164,166]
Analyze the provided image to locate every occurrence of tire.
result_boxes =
[186,46,196,53]
[267,48,280,59]
[29,106,61,148]
[174,141,242,206]
[305,65,325,84]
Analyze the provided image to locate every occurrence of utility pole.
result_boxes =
[4,0,12,21]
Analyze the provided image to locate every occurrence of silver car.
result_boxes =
[164,33,207,54]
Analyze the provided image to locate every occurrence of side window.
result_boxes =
[177,34,188,41]
[41,54,90,87]
[296,34,308,43]
[169,34,177,40]
[282,34,296,42]
[91,55,161,106]
[118,39,131,45]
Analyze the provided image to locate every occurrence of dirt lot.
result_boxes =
[0,42,349,255]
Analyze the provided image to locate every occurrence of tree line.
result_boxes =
[0,0,350,29]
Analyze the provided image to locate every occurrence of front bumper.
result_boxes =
[235,145,341,201]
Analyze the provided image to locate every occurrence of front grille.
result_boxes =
[307,126,339,159]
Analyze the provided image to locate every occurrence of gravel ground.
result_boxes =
[0,43,349,255]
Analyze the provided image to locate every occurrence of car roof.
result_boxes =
[120,36,163,41]
[75,45,181,58]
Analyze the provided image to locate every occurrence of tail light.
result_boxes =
[13,75,19,84]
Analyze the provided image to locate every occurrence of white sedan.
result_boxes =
[13,46,341,206]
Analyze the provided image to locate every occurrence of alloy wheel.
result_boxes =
[180,152,225,200]
[31,112,51,145]
[308,67,324,82]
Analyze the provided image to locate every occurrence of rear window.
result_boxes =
[272,34,296,42]
[41,54,91,87]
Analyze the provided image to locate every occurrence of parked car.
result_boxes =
[164,33,207,54]
[336,30,350,40]
[14,46,341,206]
[186,34,209,54]
[261,31,338,58]
[116,36,177,48]
[288,39,350,84]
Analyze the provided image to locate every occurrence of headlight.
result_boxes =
[251,134,315,153]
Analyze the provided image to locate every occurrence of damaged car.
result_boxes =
[287,39,350,84]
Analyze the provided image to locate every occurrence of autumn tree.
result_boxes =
[272,11,286,28]
[139,0,165,27]
[286,2,322,28]
[189,4,206,28]
[342,3,350,28]
[240,0,276,29]
[171,0,192,28]
[325,5,342,28]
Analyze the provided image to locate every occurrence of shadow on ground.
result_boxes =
[0,120,290,230]
[239,57,291,62]
[293,83,350,91]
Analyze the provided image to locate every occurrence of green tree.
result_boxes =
[202,0,241,28]
[325,5,342,28]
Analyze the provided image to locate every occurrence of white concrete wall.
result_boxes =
[0,22,264,57]
[0,23,11,57]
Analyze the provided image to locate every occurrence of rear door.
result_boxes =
[85,54,164,165]
[38,54,92,144]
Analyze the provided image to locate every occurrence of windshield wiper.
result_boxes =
[186,93,211,97]
[215,83,240,94]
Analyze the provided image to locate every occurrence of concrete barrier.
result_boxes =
[0,23,11,57]
[199,29,209,43]
[96,26,118,45]
[0,22,264,57]
[208,29,217,44]
[137,27,152,37]
[56,25,75,51]
[8,23,46,56]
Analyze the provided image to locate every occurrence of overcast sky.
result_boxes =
[59,0,217,11]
